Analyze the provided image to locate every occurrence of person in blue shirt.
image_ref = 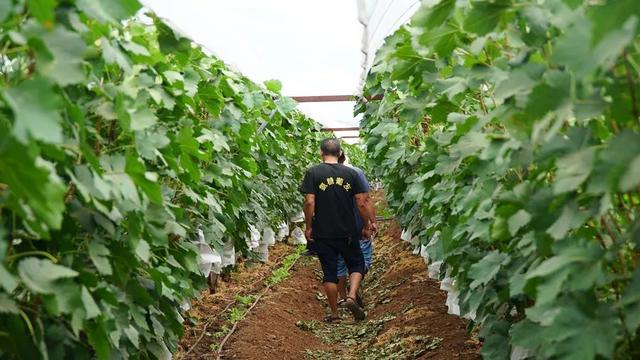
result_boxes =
[336,151,377,307]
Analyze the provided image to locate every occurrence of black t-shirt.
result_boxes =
[299,163,366,239]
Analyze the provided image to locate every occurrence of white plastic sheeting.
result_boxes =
[143,0,363,134]
[358,0,436,86]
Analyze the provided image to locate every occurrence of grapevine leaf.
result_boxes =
[553,147,595,194]
[101,38,131,72]
[125,154,162,204]
[0,138,66,232]
[134,239,151,262]
[619,269,640,332]
[130,107,157,131]
[39,25,87,85]
[414,0,455,29]
[589,0,640,45]
[525,247,592,280]
[124,325,140,349]
[88,241,112,275]
[27,0,57,25]
[86,320,111,360]
[76,0,141,23]
[551,15,594,78]
[3,77,63,144]
[0,226,7,260]
[619,154,640,192]
[18,258,78,294]
[463,1,510,36]
[508,209,531,236]
[0,294,19,314]
[0,1,13,22]
[0,265,18,292]
[469,251,510,289]
[81,287,101,319]
[264,79,282,93]
[546,201,590,240]
[135,128,170,160]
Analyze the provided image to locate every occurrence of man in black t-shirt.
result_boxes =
[300,138,374,322]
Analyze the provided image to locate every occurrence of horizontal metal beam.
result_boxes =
[321,127,359,132]
[339,135,360,139]
[290,94,383,103]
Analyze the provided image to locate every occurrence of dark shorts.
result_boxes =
[314,237,365,283]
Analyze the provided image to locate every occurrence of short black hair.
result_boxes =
[320,138,341,157]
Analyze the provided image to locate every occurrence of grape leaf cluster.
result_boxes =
[358,0,640,358]
[0,0,323,358]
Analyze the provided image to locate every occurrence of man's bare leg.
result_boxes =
[323,282,339,316]
[348,272,363,301]
[337,275,348,300]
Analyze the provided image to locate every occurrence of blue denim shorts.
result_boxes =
[337,239,372,277]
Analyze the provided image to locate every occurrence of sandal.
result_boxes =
[323,314,341,324]
[337,298,347,307]
[356,291,365,308]
[345,296,366,321]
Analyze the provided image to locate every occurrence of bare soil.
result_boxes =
[178,194,480,359]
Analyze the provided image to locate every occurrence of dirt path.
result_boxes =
[177,195,480,359]
[198,224,480,359]
[175,193,480,360]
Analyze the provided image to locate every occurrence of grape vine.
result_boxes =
[0,0,322,358]
[358,0,640,358]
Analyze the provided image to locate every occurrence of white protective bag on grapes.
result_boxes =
[261,227,276,246]
[439,270,461,316]
[428,260,443,279]
[195,229,222,278]
[246,225,261,250]
[276,222,289,242]
[420,244,429,264]
[290,211,304,223]
[221,240,236,267]
[511,346,536,360]
[256,242,269,262]
[290,226,307,245]
[401,227,420,247]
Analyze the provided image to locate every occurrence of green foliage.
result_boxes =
[358,0,640,358]
[0,0,321,358]
[342,142,372,177]
[266,244,304,286]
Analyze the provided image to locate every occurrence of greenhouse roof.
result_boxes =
[143,0,424,142]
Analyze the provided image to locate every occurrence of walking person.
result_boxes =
[300,138,374,323]
[336,151,377,307]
